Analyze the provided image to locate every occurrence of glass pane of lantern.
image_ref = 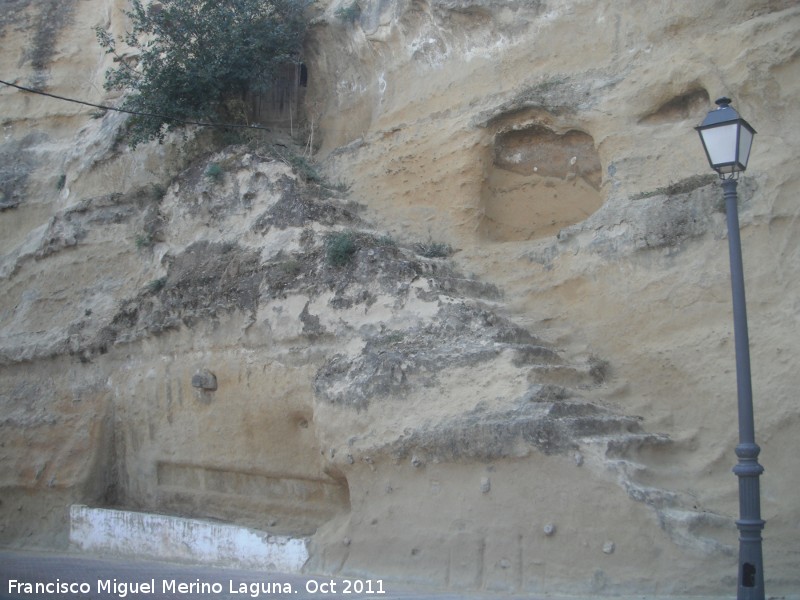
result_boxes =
[738,126,754,170]
[700,123,738,168]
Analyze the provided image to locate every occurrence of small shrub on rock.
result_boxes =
[326,231,358,267]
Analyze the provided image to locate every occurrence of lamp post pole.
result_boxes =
[722,177,765,599]
[696,98,764,599]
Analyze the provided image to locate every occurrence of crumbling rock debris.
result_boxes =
[314,303,560,409]
[253,175,361,232]
[383,396,647,462]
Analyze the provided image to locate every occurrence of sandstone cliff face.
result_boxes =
[1,0,799,596]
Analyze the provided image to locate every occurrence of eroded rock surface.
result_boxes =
[1,0,800,596]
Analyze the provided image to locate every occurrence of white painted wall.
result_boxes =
[69,506,308,572]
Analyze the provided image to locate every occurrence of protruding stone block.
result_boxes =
[191,369,217,391]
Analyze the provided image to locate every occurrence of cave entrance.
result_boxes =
[479,125,603,241]
[246,62,307,127]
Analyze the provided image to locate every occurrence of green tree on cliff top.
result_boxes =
[96,0,308,147]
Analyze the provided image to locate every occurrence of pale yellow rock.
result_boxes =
[1,0,799,596]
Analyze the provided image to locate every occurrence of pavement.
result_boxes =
[0,549,530,600]
[0,549,742,600]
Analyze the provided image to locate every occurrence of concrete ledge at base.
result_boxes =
[69,505,308,573]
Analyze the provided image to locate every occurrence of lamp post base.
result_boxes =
[734,443,765,599]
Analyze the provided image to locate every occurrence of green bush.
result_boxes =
[287,153,322,183]
[135,233,154,249]
[326,231,358,267]
[334,2,361,23]
[375,234,395,247]
[205,163,224,182]
[414,239,453,258]
[327,179,351,193]
[96,0,309,147]
[147,277,167,293]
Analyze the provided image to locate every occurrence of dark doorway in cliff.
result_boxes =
[479,125,603,241]
[246,62,307,127]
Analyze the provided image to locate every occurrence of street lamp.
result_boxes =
[696,97,764,600]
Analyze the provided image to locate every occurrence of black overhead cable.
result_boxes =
[0,78,272,131]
